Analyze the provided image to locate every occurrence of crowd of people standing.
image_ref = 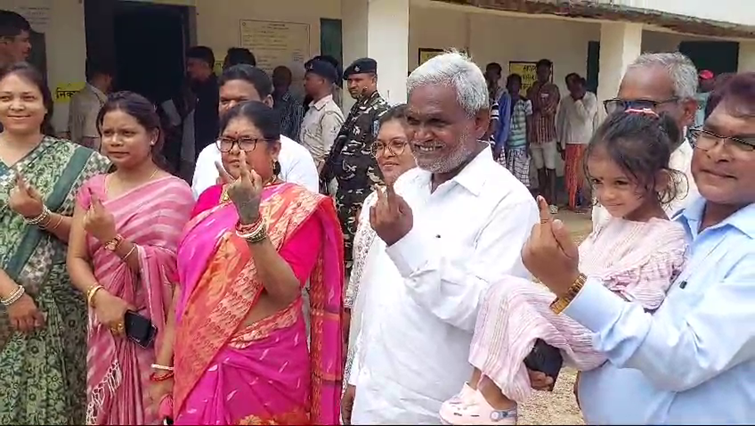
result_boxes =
[1,8,754,426]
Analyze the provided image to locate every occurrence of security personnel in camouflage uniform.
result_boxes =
[321,57,390,275]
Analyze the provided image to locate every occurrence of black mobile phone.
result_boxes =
[124,310,157,348]
[523,339,563,391]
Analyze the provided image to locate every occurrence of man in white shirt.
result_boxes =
[343,51,539,425]
[191,64,319,197]
[557,73,597,211]
[594,52,699,228]
[68,59,112,150]
[300,59,344,171]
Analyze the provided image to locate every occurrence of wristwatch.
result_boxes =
[550,273,587,315]
[104,234,124,251]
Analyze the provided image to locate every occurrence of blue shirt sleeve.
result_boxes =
[495,93,512,150]
[564,255,755,392]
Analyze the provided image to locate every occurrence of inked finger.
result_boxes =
[238,151,250,178]
[536,196,552,223]
[385,183,399,213]
[215,162,234,184]
[374,185,386,205]
[369,205,378,228]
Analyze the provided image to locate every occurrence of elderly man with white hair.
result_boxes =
[593,52,699,228]
[341,51,538,424]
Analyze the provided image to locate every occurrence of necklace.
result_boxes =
[105,167,161,197]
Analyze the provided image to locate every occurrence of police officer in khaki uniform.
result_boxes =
[300,59,345,171]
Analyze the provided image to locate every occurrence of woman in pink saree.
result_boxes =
[153,101,345,425]
[67,92,195,425]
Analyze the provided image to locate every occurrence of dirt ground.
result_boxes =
[518,210,591,425]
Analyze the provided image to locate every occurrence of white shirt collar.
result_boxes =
[419,145,494,197]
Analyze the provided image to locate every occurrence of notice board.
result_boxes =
[508,61,539,96]
[239,19,310,74]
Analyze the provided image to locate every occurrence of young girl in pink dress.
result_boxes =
[440,109,689,425]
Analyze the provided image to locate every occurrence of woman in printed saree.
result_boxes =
[0,63,112,424]
[67,92,195,425]
[342,104,416,404]
[151,101,345,425]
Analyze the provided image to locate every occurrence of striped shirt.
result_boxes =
[527,82,560,144]
[508,98,532,148]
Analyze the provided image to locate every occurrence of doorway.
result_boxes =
[679,41,740,75]
[85,0,191,105]
[112,1,191,104]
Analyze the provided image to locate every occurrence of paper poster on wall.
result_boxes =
[508,61,553,96]
[418,48,444,66]
[54,82,85,103]
[418,48,468,66]
[13,0,51,33]
[239,19,310,74]
[508,61,538,96]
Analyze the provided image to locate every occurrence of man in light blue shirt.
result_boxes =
[524,72,755,424]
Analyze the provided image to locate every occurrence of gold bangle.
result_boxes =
[236,219,266,239]
[121,245,137,261]
[43,213,63,231]
[104,234,124,251]
[236,220,263,237]
[549,273,587,315]
[24,205,50,226]
[86,285,104,307]
[238,221,267,244]
[248,225,267,244]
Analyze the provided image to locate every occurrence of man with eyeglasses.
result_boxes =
[542,71,755,425]
[191,64,319,198]
[594,52,698,229]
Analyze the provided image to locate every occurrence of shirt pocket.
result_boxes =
[301,122,320,141]
[662,273,713,323]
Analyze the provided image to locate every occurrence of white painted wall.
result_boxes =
[195,0,340,80]
[409,6,601,96]
[468,13,600,95]
[642,30,709,52]
[2,0,86,133]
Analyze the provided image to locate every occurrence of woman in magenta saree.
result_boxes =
[167,101,344,425]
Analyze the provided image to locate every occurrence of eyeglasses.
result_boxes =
[371,140,409,157]
[216,136,268,153]
[689,127,755,152]
[603,97,679,114]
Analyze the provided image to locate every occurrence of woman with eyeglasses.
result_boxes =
[341,104,416,422]
[153,101,345,425]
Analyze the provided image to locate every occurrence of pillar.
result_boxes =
[738,41,755,72]
[596,22,643,108]
[341,0,410,110]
